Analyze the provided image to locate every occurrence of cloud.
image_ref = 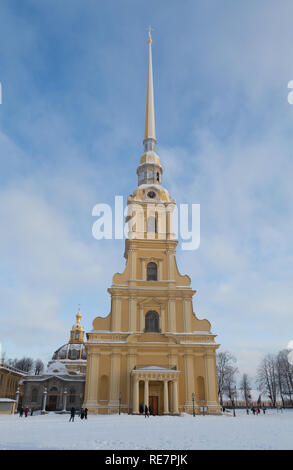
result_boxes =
[0,0,293,375]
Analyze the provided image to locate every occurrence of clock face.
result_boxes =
[147,190,156,199]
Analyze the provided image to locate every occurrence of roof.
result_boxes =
[52,343,87,361]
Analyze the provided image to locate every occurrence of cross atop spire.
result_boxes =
[146,25,154,44]
[144,27,156,149]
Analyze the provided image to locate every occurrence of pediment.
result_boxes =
[138,297,164,307]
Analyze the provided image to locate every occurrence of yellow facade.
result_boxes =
[0,360,26,413]
[84,33,221,415]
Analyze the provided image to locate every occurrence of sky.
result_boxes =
[0,0,293,380]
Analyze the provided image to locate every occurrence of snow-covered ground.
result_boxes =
[0,409,292,450]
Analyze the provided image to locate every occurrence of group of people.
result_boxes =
[69,406,88,422]
[18,407,34,417]
[222,405,267,415]
[248,406,266,415]
[139,402,153,417]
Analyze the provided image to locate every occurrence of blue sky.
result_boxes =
[0,0,293,379]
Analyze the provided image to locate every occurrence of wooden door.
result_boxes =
[47,395,57,411]
[149,396,158,415]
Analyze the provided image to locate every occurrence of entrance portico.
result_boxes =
[131,366,180,415]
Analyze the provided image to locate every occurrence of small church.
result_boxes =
[83,33,221,415]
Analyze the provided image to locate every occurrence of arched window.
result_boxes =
[147,262,157,281]
[145,311,160,332]
[31,388,38,402]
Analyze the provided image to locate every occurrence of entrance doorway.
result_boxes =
[149,396,159,415]
[47,395,57,411]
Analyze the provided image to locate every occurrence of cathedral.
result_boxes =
[21,309,86,412]
[83,33,221,415]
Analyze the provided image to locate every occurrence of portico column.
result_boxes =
[144,379,149,407]
[62,388,68,412]
[163,380,169,414]
[172,381,179,414]
[133,377,139,414]
[42,387,47,414]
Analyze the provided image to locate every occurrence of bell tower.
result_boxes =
[128,30,175,243]
[84,32,221,416]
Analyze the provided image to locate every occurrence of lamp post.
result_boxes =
[192,393,195,417]
[119,392,122,415]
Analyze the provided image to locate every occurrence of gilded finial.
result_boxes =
[76,304,82,324]
[147,25,154,44]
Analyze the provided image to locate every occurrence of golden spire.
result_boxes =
[76,304,82,325]
[69,305,85,343]
[144,27,156,142]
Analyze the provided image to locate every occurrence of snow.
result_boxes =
[46,361,68,375]
[0,409,293,450]
[0,399,15,402]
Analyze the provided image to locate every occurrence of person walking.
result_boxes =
[149,404,153,416]
[19,407,24,417]
[263,407,266,415]
[80,408,84,420]
[30,408,34,416]
[144,405,149,418]
[246,408,249,415]
[84,408,88,420]
[24,407,29,418]
[69,407,75,422]
[252,406,256,415]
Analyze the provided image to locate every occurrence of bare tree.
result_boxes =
[14,357,34,373]
[34,359,44,375]
[240,373,252,408]
[216,351,238,405]
[256,354,278,407]
[276,350,293,406]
